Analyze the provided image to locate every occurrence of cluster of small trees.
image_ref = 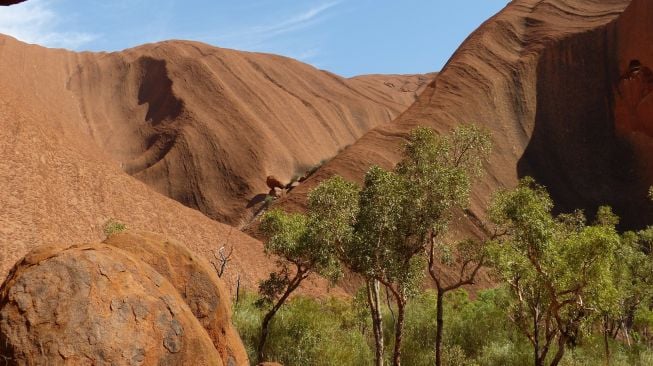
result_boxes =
[254,125,653,366]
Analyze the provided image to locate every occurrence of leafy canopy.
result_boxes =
[259,176,359,302]
[488,177,621,363]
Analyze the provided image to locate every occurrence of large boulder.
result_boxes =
[103,231,248,366]
[0,243,223,365]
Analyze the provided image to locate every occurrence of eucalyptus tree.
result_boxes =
[395,125,491,366]
[343,125,491,366]
[488,178,621,366]
[596,224,653,364]
[343,165,423,366]
[256,176,359,363]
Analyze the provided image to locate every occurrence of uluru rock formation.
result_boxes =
[278,0,653,237]
[0,34,432,226]
[0,82,267,292]
[0,243,224,365]
[0,32,429,288]
[2,0,652,315]
[103,231,248,366]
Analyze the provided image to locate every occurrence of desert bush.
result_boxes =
[103,218,126,237]
[234,294,372,366]
[234,287,653,366]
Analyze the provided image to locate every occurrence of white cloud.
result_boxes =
[210,1,341,48]
[291,48,320,62]
[0,0,96,50]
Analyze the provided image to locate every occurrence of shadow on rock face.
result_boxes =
[517,20,653,231]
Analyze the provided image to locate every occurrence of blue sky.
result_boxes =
[0,0,508,77]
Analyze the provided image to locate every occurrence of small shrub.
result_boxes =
[233,287,653,366]
[103,218,126,237]
[443,345,479,366]
[232,293,263,361]
[234,293,372,365]
[264,195,276,206]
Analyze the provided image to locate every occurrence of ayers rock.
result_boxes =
[0,30,430,285]
[0,33,432,226]
[0,232,247,365]
[278,0,653,236]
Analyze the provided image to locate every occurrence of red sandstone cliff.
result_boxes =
[279,0,653,240]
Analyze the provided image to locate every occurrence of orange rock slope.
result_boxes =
[0,34,430,286]
[280,0,653,239]
[0,35,432,226]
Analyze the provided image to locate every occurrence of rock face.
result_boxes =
[280,0,653,235]
[0,39,396,297]
[0,34,433,227]
[0,243,224,365]
[103,231,248,366]
[0,34,432,288]
[266,176,286,191]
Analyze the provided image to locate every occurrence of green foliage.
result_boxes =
[346,165,420,289]
[256,176,361,362]
[250,126,653,366]
[234,294,372,366]
[441,345,479,366]
[103,218,126,237]
[326,125,492,365]
[234,287,653,366]
[340,161,426,365]
[260,176,359,287]
[488,177,622,364]
[306,175,360,266]
[260,210,309,261]
[612,228,653,346]
[394,290,438,366]
[232,293,263,361]
[396,125,491,239]
[257,270,292,307]
[558,335,653,366]
[344,125,492,298]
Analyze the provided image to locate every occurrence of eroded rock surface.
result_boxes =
[0,243,223,365]
[104,231,248,366]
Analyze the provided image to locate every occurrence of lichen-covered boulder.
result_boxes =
[0,243,222,365]
[104,231,248,366]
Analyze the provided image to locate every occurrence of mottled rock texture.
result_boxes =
[103,231,248,366]
[0,243,224,365]
[0,231,254,364]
